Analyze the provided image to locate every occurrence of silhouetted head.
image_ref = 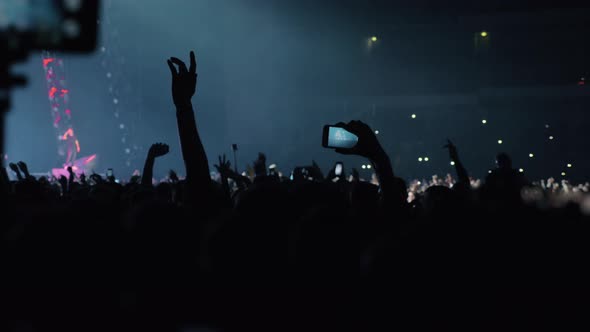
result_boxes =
[495,153,512,170]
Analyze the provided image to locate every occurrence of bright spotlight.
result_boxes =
[367,165,372,169]
[362,165,366,169]
[567,163,572,168]
[480,31,488,38]
[497,139,503,144]
[549,136,554,140]
[424,157,429,162]
[482,119,487,124]
[418,157,423,162]
[411,114,416,119]
[371,36,378,42]
[450,161,455,166]
[374,130,379,135]
[529,153,534,158]
[519,168,524,173]
[561,172,566,176]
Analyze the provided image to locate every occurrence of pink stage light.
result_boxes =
[75,140,81,153]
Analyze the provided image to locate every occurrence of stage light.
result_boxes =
[529,153,534,158]
[362,165,367,169]
[480,31,488,38]
[424,157,429,162]
[374,130,379,135]
[519,168,524,173]
[561,172,566,176]
[371,36,378,42]
[567,163,572,168]
[411,114,416,119]
[482,119,487,124]
[418,157,423,162]
[497,139,503,144]
[549,136,554,140]
[450,161,455,166]
[488,170,492,174]
[367,165,372,169]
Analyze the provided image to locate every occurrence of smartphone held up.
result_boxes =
[322,125,358,150]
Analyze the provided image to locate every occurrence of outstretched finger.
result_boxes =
[167,59,177,77]
[170,57,188,73]
[189,51,196,74]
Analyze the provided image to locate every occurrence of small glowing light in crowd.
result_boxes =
[549,136,554,140]
[488,170,492,174]
[545,124,549,128]
[371,36,378,42]
[497,139,503,144]
[418,157,423,162]
[519,168,524,173]
[367,165,372,169]
[411,114,416,119]
[48,87,58,98]
[374,130,379,135]
[417,181,421,185]
[567,163,572,168]
[424,157,429,162]
[119,123,125,129]
[480,31,488,38]
[482,119,487,124]
[529,153,534,158]
[43,58,55,67]
[362,165,367,169]
[561,172,566,176]
[450,161,455,166]
[106,72,112,78]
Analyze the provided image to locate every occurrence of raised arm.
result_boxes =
[166,52,211,192]
[141,143,169,186]
[214,154,232,199]
[444,139,470,186]
[334,120,407,209]
[9,163,23,181]
[17,161,31,180]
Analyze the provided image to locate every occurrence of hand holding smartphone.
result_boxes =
[322,125,359,150]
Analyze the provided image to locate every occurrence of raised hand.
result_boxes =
[333,121,385,161]
[9,163,23,181]
[148,143,170,158]
[17,161,30,178]
[215,154,232,177]
[443,139,459,162]
[167,51,197,107]
[142,143,169,186]
[443,138,469,186]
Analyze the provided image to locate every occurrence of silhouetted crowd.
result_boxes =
[1,52,589,331]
